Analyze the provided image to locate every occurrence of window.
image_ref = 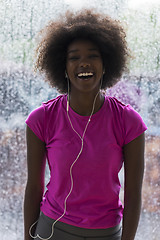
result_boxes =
[0,0,159,239]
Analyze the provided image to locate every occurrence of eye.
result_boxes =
[67,56,79,61]
[89,54,100,58]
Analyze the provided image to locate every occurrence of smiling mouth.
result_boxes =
[77,72,94,80]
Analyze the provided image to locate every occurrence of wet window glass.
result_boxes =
[0,0,159,239]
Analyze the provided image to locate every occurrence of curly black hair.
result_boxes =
[35,9,131,93]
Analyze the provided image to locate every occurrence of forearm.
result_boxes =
[121,195,142,240]
[24,183,44,240]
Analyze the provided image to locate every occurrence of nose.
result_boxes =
[80,62,91,68]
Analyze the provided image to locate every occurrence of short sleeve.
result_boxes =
[25,105,45,142]
[122,105,147,145]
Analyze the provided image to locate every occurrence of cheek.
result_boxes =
[66,66,76,82]
[66,62,74,76]
[96,62,103,76]
[96,58,103,69]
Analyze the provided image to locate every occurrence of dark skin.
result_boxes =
[66,39,105,116]
[122,132,145,240]
[24,39,145,240]
[24,126,46,240]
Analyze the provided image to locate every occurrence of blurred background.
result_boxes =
[0,0,160,239]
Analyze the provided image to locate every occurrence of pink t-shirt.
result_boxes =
[26,94,147,229]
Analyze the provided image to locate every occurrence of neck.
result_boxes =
[68,91,105,116]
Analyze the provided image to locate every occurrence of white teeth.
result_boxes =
[78,72,93,77]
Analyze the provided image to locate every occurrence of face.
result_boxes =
[66,39,103,94]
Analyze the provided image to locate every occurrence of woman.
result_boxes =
[24,10,147,240]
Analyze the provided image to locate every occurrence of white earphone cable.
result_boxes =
[29,76,103,240]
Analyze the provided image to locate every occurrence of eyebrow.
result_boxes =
[67,48,99,54]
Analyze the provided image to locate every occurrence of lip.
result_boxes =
[76,71,94,75]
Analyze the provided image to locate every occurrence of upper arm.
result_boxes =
[26,125,46,191]
[123,133,145,197]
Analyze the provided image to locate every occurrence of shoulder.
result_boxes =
[106,96,127,116]
[25,94,66,142]
[106,96,125,107]
[106,96,139,117]
[106,96,127,109]
[42,94,66,108]
[42,94,66,110]
[26,94,66,126]
[106,95,147,126]
[106,96,147,145]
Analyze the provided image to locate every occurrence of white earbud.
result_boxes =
[65,71,68,79]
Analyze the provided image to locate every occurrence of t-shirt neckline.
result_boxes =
[63,94,107,121]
